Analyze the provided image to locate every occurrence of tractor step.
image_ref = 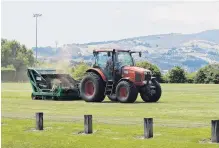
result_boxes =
[104,80,114,95]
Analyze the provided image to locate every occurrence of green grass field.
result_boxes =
[1,83,219,148]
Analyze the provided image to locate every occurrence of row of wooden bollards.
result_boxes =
[35,112,219,143]
[35,113,94,134]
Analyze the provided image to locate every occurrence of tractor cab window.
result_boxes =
[96,52,111,69]
[117,52,134,67]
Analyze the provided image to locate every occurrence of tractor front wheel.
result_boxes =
[116,81,138,103]
[140,79,162,102]
[80,72,105,102]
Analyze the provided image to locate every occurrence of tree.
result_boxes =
[1,39,34,70]
[186,72,196,83]
[194,69,206,83]
[1,39,34,81]
[194,64,219,84]
[161,73,169,83]
[136,61,162,82]
[213,72,219,84]
[72,62,90,80]
[168,66,186,83]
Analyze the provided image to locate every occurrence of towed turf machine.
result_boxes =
[27,68,80,100]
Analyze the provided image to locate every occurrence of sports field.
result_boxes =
[1,83,219,148]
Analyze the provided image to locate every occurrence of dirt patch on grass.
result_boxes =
[25,126,53,132]
[134,135,145,139]
[112,137,120,140]
[1,122,8,126]
[73,130,99,135]
[199,138,213,144]
[134,133,161,140]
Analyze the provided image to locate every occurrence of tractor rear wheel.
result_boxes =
[140,79,162,102]
[116,81,138,103]
[107,94,118,102]
[80,72,105,102]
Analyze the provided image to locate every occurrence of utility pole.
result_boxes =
[33,13,42,64]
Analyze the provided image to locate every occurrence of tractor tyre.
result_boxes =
[116,81,138,103]
[80,72,105,102]
[107,94,118,102]
[140,79,162,102]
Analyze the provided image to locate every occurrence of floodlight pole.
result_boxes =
[33,13,42,64]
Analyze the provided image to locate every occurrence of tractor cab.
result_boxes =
[92,49,142,81]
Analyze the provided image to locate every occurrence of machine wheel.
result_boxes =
[140,79,162,102]
[53,96,59,100]
[116,81,138,103]
[31,93,36,100]
[107,94,118,102]
[80,72,105,102]
[31,93,41,100]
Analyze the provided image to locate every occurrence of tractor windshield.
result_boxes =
[117,52,134,67]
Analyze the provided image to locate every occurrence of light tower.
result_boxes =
[33,13,42,63]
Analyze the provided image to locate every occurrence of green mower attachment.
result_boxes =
[27,68,81,100]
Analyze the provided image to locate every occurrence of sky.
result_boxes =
[1,1,219,48]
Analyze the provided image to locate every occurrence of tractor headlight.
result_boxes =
[123,70,129,74]
[144,71,151,75]
[144,71,152,80]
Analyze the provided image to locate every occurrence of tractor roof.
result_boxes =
[93,49,130,52]
[93,49,142,56]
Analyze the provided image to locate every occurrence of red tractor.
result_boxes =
[79,49,162,103]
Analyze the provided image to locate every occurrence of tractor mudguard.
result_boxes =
[117,77,131,83]
[151,77,156,81]
[118,77,144,86]
[86,68,107,81]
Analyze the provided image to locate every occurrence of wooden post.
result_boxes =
[211,120,219,143]
[144,118,153,138]
[84,115,92,134]
[36,112,43,130]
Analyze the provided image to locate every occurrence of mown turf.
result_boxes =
[1,83,219,148]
